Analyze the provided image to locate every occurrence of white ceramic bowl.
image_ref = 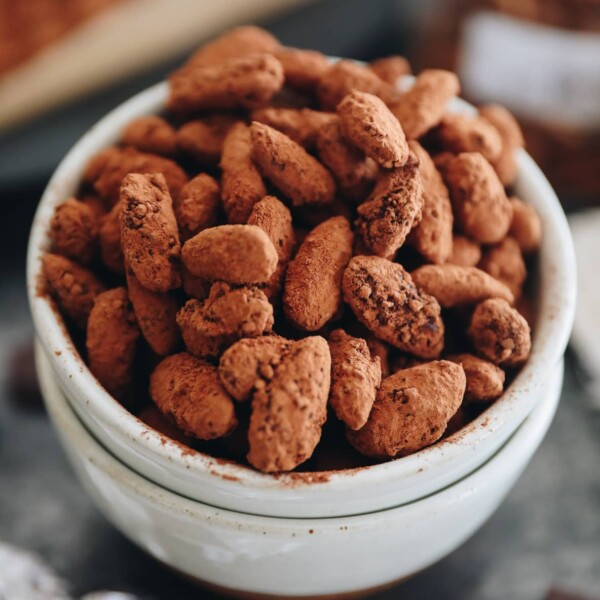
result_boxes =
[27,80,576,518]
[36,343,563,597]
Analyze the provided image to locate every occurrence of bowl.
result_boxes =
[27,79,576,518]
[36,342,563,597]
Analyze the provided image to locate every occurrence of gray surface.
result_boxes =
[1,274,599,600]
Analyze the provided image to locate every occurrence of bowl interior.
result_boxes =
[27,78,576,515]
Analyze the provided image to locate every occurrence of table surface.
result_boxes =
[1,273,599,600]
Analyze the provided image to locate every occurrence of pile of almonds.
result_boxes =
[42,26,541,473]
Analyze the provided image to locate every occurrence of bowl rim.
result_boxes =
[27,80,577,498]
[38,339,563,528]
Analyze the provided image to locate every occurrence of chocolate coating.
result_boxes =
[284,216,353,331]
[468,299,531,367]
[150,352,237,440]
[328,329,381,430]
[247,336,331,472]
[348,361,466,458]
[343,256,444,358]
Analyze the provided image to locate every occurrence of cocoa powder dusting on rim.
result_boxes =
[210,469,240,482]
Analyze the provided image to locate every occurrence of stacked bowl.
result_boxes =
[28,81,576,597]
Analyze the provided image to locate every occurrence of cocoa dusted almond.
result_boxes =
[220,122,266,224]
[218,336,292,402]
[317,60,398,111]
[411,264,514,307]
[177,282,273,357]
[447,353,505,403]
[468,298,531,367]
[343,255,444,359]
[181,224,278,285]
[247,336,331,472]
[250,121,336,207]
[86,287,140,402]
[168,53,284,113]
[150,352,237,440]
[355,162,424,258]
[42,253,105,328]
[407,140,453,264]
[328,329,382,430]
[120,173,182,293]
[337,91,409,168]
[88,146,188,206]
[283,216,353,331]
[438,152,513,244]
[389,69,459,139]
[347,361,466,458]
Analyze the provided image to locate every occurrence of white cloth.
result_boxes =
[0,542,71,600]
[569,209,600,407]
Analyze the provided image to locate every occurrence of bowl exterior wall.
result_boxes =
[37,345,562,597]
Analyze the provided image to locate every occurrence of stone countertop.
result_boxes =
[1,272,599,600]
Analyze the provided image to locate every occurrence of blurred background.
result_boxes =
[0,1,599,599]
